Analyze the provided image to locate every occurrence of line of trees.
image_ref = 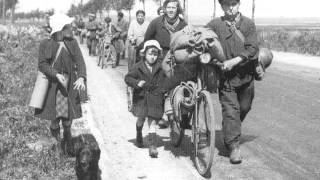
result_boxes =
[15,9,54,21]
[67,0,162,20]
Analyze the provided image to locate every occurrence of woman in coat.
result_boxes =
[34,13,87,154]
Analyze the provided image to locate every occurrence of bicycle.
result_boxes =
[97,34,117,69]
[169,44,223,176]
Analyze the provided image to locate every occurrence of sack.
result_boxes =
[29,71,50,109]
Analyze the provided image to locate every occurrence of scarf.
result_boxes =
[164,16,181,33]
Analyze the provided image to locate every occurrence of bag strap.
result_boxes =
[225,20,245,43]
[51,42,64,67]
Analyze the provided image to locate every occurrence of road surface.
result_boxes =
[79,42,320,180]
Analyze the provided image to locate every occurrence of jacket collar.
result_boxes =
[137,60,162,76]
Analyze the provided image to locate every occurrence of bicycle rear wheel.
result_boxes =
[193,90,215,176]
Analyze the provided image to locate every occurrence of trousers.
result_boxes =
[219,79,254,146]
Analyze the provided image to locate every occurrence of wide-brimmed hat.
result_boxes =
[49,13,74,35]
[140,40,162,53]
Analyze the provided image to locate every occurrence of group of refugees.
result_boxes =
[34,0,269,165]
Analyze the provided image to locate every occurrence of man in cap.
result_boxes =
[205,0,259,164]
[85,13,99,56]
[115,11,129,67]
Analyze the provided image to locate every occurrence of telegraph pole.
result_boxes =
[252,0,255,22]
[183,0,188,23]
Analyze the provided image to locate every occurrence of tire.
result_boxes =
[169,112,185,147]
[193,90,215,176]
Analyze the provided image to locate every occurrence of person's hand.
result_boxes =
[56,73,68,89]
[137,80,146,88]
[74,77,86,91]
[221,57,243,71]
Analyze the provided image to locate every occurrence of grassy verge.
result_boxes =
[0,26,75,180]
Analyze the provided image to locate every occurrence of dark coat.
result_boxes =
[124,60,166,119]
[144,16,187,50]
[205,14,259,87]
[35,38,87,120]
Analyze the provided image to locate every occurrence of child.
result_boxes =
[124,40,165,158]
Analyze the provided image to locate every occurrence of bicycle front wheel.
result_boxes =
[193,90,215,176]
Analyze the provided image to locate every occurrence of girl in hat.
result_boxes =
[34,13,87,155]
[124,40,166,158]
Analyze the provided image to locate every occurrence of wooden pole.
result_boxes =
[252,0,255,22]
[213,0,216,19]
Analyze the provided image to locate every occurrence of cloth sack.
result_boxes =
[29,43,64,109]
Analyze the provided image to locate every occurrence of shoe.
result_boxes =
[136,125,144,148]
[158,119,169,129]
[149,145,158,158]
[229,143,242,164]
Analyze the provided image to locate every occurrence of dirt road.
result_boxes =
[79,43,320,180]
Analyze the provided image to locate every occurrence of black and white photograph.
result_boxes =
[0,0,320,179]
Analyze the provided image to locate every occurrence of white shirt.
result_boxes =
[128,20,150,45]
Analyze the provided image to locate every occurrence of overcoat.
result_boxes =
[35,38,87,120]
[124,60,166,119]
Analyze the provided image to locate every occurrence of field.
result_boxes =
[0,25,75,179]
[257,25,320,56]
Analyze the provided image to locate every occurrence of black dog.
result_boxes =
[71,134,101,180]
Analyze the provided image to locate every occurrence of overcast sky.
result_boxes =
[17,0,320,18]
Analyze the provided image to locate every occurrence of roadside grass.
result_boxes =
[0,26,75,179]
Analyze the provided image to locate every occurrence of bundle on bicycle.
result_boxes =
[161,26,226,176]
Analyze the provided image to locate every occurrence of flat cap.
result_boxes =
[218,0,240,5]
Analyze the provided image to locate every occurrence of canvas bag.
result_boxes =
[29,43,64,109]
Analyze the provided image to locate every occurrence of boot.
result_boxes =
[116,53,120,66]
[62,126,72,156]
[136,125,144,148]
[148,133,158,158]
[229,143,242,164]
[50,127,61,142]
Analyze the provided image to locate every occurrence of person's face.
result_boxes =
[89,16,94,21]
[136,13,145,24]
[62,24,73,38]
[159,9,164,16]
[221,1,240,17]
[165,2,178,19]
[145,47,159,65]
[118,15,123,21]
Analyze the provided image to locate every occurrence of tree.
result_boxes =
[121,0,134,22]
[139,0,145,11]
[0,0,18,23]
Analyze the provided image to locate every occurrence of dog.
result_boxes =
[71,134,101,180]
